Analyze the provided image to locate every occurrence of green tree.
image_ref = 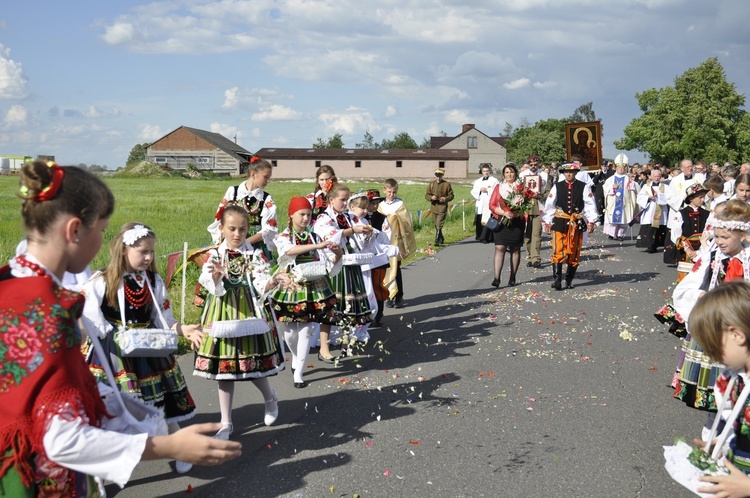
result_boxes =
[313,133,344,149]
[615,57,748,165]
[568,102,597,123]
[355,131,377,149]
[126,142,150,166]
[380,132,418,149]
[504,118,568,165]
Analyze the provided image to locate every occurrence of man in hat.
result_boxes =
[470,163,499,242]
[519,155,548,268]
[542,162,598,290]
[425,168,454,246]
[602,153,638,241]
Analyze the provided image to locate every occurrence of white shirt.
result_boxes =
[470,175,499,215]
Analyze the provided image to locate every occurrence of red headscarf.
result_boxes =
[289,196,312,216]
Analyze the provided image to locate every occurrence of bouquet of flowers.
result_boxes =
[498,183,537,226]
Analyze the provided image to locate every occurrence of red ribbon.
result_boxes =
[35,163,64,201]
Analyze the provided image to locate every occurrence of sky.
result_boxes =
[1,0,749,169]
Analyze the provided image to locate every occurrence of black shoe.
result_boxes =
[373,317,383,327]
[385,300,395,308]
[394,299,404,308]
[318,353,337,364]
[294,381,307,388]
[532,261,542,269]
[491,279,500,288]
[508,275,517,287]
[646,248,657,253]
[526,261,533,267]
[608,235,614,240]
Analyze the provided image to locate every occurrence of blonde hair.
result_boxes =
[717,199,750,226]
[102,222,158,308]
[349,195,369,209]
[328,182,350,199]
[691,281,750,363]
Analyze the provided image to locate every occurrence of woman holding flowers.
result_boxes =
[488,163,532,288]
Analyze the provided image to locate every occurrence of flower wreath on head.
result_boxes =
[712,219,750,232]
[348,190,368,206]
[123,225,151,246]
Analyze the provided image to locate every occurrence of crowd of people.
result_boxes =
[472,154,750,496]
[0,159,421,496]
[6,153,750,496]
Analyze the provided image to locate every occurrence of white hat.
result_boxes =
[614,153,629,166]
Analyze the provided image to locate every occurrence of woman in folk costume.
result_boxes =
[270,197,342,388]
[313,183,374,362]
[307,164,337,222]
[1,162,239,497]
[542,162,599,290]
[194,205,289,440]
[602,153,638,241]
[81,222,205,474]
[207,156,278,261]
[672,200,750,439]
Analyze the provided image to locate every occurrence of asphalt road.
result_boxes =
[109,230,702,498]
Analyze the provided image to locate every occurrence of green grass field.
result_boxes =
[1,175,478,325]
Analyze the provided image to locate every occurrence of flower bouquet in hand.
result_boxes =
[498,183,536,226]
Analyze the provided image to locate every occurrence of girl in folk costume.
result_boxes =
[688,282,750,495]
[672,200,750,439]
[347,192,400,342]
[207,156,278,261]
[306,164,337,222]
[730,173,750,205]
[488,163,528,288]
[602,154,638,241]
[194,205,290,440]
[313,183,374,362]
[0,162,239,497]
[269,197,343,388]
[81,222,205,474]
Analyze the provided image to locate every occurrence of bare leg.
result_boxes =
[319,323,334,359]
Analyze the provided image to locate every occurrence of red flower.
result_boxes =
[163,298,170,310]
[5,322,42,363]
[265,201,274,208]
[268,218,278,227]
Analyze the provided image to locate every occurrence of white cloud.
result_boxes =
[503,78,531,90]
[222,87,240,109]
[445,109,471,125]
[139,124,163,141]
[319,107,379,135]
[0,44,28,99]
[101,22,136,45]
[251,104,303,121]
[533,81,557,89]
[4,105,28,128]
[384,105,397,118]
[210,122,241,142]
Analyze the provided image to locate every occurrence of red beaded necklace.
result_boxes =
[123,273,150,308]
[15,255,47,277]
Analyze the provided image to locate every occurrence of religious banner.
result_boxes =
[565,121,602,171]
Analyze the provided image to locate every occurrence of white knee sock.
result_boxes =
[218,380,235,426]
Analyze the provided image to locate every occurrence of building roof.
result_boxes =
[256,147,469,160]
[151,126,254,162]
[430,126,508,149]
